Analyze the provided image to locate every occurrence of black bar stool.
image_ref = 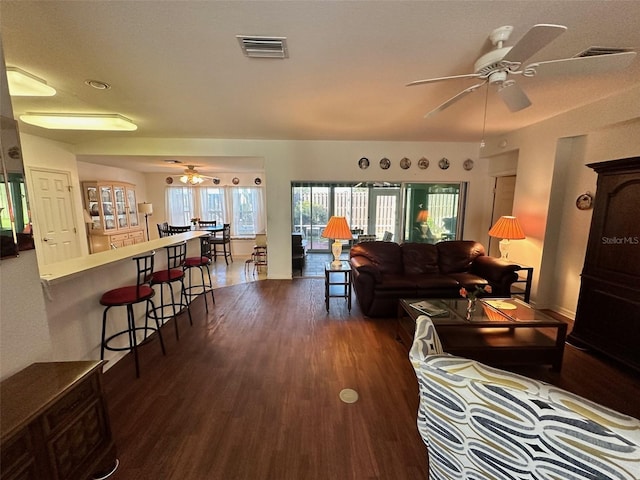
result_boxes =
[184,235,216,312]
[149,242,193,339]
[100,252,166,378]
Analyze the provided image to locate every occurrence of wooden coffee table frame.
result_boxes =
[397,298,568,371]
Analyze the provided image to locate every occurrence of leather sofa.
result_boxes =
[349,240,519,317]
[410,315,640,479]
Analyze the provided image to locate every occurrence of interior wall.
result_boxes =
[73,139,489,279]
[21,133,90,263]
[482,85,640,314]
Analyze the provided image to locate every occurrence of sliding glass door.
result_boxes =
[292,182,466,250]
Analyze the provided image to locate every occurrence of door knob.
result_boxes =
[43,237,51,242]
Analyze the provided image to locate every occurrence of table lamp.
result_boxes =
[137,202,153,241]
[321,216,353,268]
[488,215,525,260]
[416,209,429,239]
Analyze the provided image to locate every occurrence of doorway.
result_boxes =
[489,175,517,257]
[28,167,83,264]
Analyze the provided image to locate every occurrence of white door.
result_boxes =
[29,168,82,264]
[369,188,400,240]
[489,175,517,257]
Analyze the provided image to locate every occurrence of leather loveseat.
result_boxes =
[349,240,519,317]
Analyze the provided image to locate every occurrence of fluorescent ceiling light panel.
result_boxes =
[6,67,57,96]
[20,113,138,131]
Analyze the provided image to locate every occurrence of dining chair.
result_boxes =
[197,220,217,229]
[167,225,191,235]
[211,223,233,265]
[157,222,169,238]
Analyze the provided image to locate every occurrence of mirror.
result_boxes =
[1,116,33,258]
[1,41,34,259]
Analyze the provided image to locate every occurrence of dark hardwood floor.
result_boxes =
[103,279,640,479]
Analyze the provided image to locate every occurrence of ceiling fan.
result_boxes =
[175,165,218,185]
[407,24,637,117]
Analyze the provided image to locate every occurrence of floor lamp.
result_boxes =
[138,202,153,241]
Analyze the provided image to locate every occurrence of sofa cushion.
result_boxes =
[374,273,419,291]
[436,240,485,274]
[401,243,439,274]
[447,272,488,290]
[413,274,460,290]
[349,241,403,274]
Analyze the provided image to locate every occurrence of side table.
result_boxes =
[510,264,533,303]
[324,262,352,312]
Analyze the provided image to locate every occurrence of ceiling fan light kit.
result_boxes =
[409,23,636,118]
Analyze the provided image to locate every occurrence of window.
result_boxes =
[166,185,265,237]
[292,181,466,250]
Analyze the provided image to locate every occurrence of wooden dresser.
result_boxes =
[1,362,118,480]
[568,157,640,372]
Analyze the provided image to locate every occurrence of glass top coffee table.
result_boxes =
[398,298,568,371]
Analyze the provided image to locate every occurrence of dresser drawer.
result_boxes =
[42,375,99,434]
[109,233,129,243]
[0,429,37,480]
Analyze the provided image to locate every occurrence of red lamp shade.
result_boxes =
[416,210,429,223]
[322,216,353,240]
[488,216,525,240]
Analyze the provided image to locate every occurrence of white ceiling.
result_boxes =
[2,0,639,155]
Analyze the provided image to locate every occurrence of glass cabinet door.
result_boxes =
[113,186,128,229]
[126,187,139,227]
[100,186,116,231]
[86,186,102,230]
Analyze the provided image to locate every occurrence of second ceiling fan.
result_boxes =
[407,23,636,118]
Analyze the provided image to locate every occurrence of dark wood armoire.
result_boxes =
[568,157,640,371]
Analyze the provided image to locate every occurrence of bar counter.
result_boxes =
[40,231,207,283]
[37,232,207,371]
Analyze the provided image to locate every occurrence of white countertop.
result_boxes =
[39,231,208,283]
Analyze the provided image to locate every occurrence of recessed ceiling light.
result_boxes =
[6,67,56,96]
[20,113,137,131]
[85,79,111,90]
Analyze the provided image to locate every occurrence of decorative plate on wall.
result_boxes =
[232,177,240,185]
[400,157,411,169]
[379,157,391,170]
[358,157,369,169]
[213,177,221,185]
[254,177,262,185]
[576,192,593,210]
[418,157,430,169]
[463,159,474,171]
[165,176,174,184]
[438,157,450,170]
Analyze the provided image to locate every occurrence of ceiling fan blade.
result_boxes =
[407,72,481,87]
[502,24,567,64]
[497,81,532,112]
[525,51,637,78]
[425,81,487,118]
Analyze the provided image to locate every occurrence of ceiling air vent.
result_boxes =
[574,46,633,58]
[236,35,288,59]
